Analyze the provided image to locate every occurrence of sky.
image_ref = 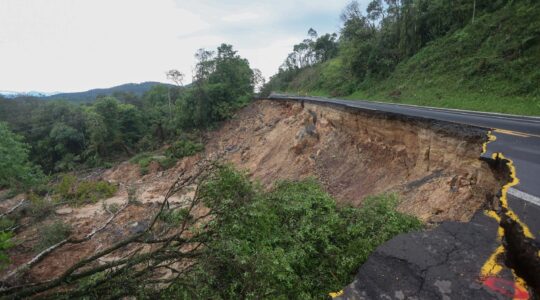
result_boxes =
[0,0,364,93]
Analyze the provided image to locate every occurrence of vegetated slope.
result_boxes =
[0,99,503,297]
[282,1,540,115]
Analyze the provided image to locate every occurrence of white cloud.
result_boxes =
[0,0,357,93]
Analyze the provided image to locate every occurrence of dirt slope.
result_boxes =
[207,99,500,223]
[1,99,502,290]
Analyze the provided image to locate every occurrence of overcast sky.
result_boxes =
[0,0,365,93]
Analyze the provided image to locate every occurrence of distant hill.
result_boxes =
[0,90,59,98]
[0,82,172,102]
[41,82,171,102]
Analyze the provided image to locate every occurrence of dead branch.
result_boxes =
[0,199,25,218]
[0,159,218,299]
[2,200,129,282]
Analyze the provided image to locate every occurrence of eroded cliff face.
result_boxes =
[0,99,503,291]
[207,99,500,223]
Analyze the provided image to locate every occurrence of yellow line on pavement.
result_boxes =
[494,128,537,138]
[480,132,532,298]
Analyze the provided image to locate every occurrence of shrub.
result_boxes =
[127,185,140,204]
[27,193,55,220]
[0,217,15,232]
[165,165,422,299]
[0,122,45,191]
[129,152,153,165]
[36,221,71,251]
[54,175,117,206]
[165,140,204,159]
[159,208,191,226]
[0,232,13,269]
[103,202,121,214]
[157,157,177,170]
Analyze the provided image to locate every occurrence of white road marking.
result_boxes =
[508,187,540,207]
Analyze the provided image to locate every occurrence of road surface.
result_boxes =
[269,93,540,239]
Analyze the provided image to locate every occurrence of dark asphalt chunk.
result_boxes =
[336,213,516,300]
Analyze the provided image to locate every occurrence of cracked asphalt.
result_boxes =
[336,213,515,299]
[268,94,540,299]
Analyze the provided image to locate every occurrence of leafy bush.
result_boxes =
[129,152,153,165]
[131,151,181,175]
[103,202,121,214]
[0,217,15,232]
[36,221,71,251]
[27,193,55,220]
[165,165,422,299]
[0,122,44,190]
[127,185,140,204]
[159,208,191,226]
[0,231,13,269]
[165,140,204,159]
[54,175,117,206]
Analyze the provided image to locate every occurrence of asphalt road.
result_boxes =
[269,94,540,239]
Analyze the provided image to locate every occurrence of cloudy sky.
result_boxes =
[0,0,365,93]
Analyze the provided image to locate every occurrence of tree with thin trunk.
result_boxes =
[165,69,185,121]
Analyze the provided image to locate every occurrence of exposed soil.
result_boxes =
[0,99,502,289]
[207,100,500,223]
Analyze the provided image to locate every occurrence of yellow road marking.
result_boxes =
[494,129,537,138]
[493,152,534,239]
[481,245,504,277]
[329,290,344,298]
[512,270,529,299]
[480,132,535,298]
[482,131,497,154]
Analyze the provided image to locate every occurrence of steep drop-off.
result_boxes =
[207,99,500,223]
[0,99,505,296]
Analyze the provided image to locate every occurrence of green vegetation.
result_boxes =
[130,152,172,175]
[27,193,55,220]
[53,175,117,206]
[0,232,13,269]
[165,140,204,159]
[129,139,203,175]
[164,166,422,299]
[264,0,540,116]
[0,122,44,190]
[0,43,256,177]
[35,221,72,251]
[3,165,421,299]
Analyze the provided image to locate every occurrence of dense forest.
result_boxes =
[262,0,540,115]
[0,44,257,188]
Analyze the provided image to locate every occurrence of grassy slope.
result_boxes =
[287,2,540,116]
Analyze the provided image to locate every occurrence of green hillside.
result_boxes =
[265,0,540,116]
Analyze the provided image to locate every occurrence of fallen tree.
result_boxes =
[0,160,421,299]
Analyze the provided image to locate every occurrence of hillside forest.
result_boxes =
[262,0,540,115]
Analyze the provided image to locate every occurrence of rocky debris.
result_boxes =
[337,212,521,299]
[128,220,149,234]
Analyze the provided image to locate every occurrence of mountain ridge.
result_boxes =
[1,81,172,102]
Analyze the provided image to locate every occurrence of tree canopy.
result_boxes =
[0,122,44,190]
[0,43,257,177]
